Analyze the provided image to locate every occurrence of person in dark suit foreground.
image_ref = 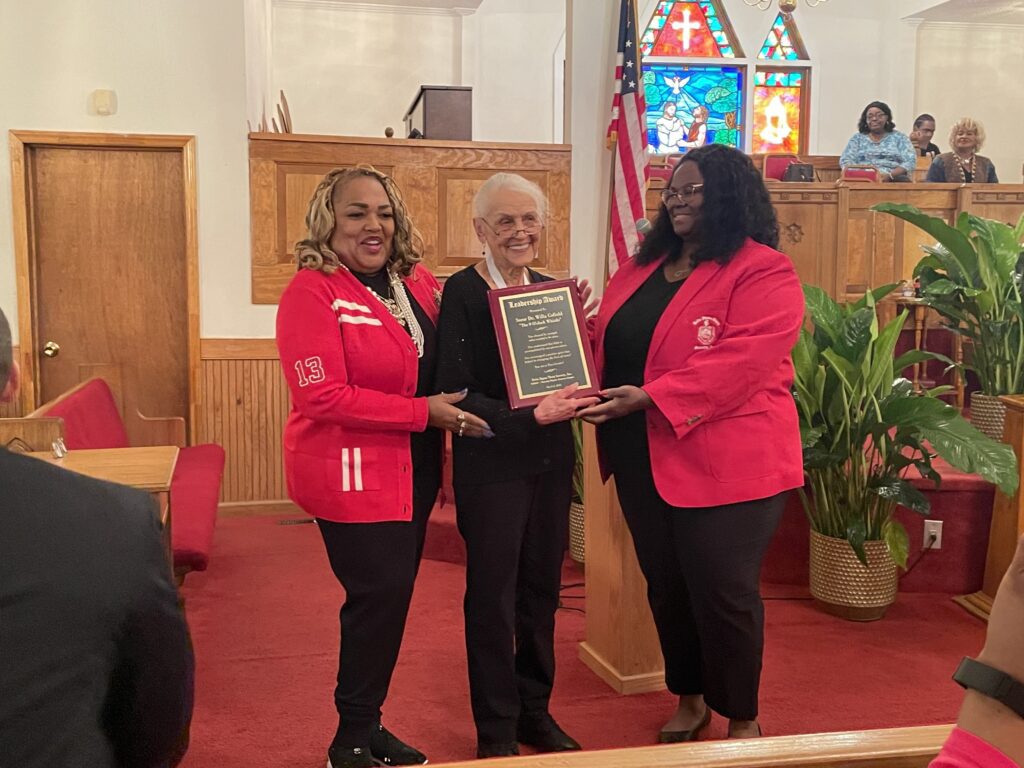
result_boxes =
[0,307,194,768]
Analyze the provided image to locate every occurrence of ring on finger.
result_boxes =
[458,423,465,437]
[456,411,466,422]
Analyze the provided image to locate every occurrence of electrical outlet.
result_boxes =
[924,520,943,550]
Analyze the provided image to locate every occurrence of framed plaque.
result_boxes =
[488,279,600,409]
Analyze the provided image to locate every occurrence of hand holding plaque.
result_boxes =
[488,279,601,410]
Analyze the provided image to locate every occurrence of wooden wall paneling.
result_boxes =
[197,341,290,504]
[249,134,572,303]
[768,185,839,295]
[0,347,22,418]
[963,186,1024,226]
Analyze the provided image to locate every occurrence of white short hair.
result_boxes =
[472,173,548,221]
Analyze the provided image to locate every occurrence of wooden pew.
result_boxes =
[643,177,1024,302]
[0,416,63,453]
[430,724,951,768]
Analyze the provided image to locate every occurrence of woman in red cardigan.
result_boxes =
[580,145,804,742]
[276,166,490,768]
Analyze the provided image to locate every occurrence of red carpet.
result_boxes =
[179,515,986,768]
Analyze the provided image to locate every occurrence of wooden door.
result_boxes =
[29,145,189,441]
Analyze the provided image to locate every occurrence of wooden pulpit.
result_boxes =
[579,424,665,693]
[955,394,1024,620]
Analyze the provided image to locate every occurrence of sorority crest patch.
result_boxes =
[693,316,721,349]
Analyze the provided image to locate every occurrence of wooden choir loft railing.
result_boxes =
[430,724,951,768]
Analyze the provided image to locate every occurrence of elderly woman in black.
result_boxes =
[435,172,598,759]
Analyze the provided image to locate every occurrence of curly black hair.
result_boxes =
[636,144,779,267]
[858,101,895,134]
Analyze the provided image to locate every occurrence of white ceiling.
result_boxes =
[905,0,1024,24]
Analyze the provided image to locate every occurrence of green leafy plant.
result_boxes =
[873,204,1024,395]
[793,284,1018,567]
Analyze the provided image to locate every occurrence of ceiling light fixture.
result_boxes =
[743,0,828,20]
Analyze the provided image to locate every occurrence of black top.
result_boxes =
[435,265,573,484]
[598,265,685,475]
[352,269,442,496]
[0,448,193,768]
[918,142,940,157]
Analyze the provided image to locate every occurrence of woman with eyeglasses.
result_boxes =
[579,145,804,743]
[435,173,598,759]
[839,101,916,181]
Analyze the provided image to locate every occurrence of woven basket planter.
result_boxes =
[969,392,1007,441]
[809,530,898,621]
[569,501,585,564]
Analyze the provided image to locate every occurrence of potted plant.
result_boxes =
[793,284,1018,620]
[568,419,586,564]
[873,203,1024,439]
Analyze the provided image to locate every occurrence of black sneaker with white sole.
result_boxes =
[327,744,375,768]
[370,723,428,765]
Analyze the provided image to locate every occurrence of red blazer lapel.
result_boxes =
[646,259,722,364]
[593,260,660,371]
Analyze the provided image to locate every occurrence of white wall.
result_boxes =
[271,0,564,142]
[0,0,266,342]
[461,0,565,143]
[914,22,1024,182]
[272,2,463,137]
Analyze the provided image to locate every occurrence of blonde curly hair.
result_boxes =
[295,165,424,277]
[948,117,986,151]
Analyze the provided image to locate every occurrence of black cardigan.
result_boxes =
[435,265,573,485]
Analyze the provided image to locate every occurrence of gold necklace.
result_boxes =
[955,153,977,182]
[366,285,406,327]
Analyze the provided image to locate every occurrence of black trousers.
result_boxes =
[455,469,571,744]
[613,463,783,721]
[317,472,439,747]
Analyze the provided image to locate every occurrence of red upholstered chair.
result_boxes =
[763,153,798,181]
[841,165,881,182]
[648,165,673,183]
[31,377,225,577]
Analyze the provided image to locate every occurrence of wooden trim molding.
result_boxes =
[429,725,952,768]
[7,131,201,437]
[201,338,280,360]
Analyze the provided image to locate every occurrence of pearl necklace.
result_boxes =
[358,269,425,358]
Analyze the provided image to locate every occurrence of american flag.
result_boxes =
[606,0,650,277]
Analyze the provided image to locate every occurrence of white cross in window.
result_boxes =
[671,8,701,51]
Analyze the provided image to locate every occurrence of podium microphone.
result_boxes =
[635,218,653,238]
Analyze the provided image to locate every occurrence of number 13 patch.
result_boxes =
[294,356,326,387]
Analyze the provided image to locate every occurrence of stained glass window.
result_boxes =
[752,69,807,154]
[757,13,808,60]
[640,1,740,59]
[643,63,744,154]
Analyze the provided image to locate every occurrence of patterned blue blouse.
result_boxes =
[839,131,917,175]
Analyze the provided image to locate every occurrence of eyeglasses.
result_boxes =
[481,215,543,239]
[661,184,704,204]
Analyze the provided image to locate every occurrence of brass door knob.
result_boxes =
[42,341,60,358]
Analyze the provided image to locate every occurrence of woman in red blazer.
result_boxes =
[580,145,804,742]
[276,166,490,768]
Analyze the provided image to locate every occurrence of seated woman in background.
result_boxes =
[839,101,916,182]
[926,117,999,183]
[910,113,941,158]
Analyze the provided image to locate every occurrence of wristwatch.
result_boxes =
[953,657,1024,719]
